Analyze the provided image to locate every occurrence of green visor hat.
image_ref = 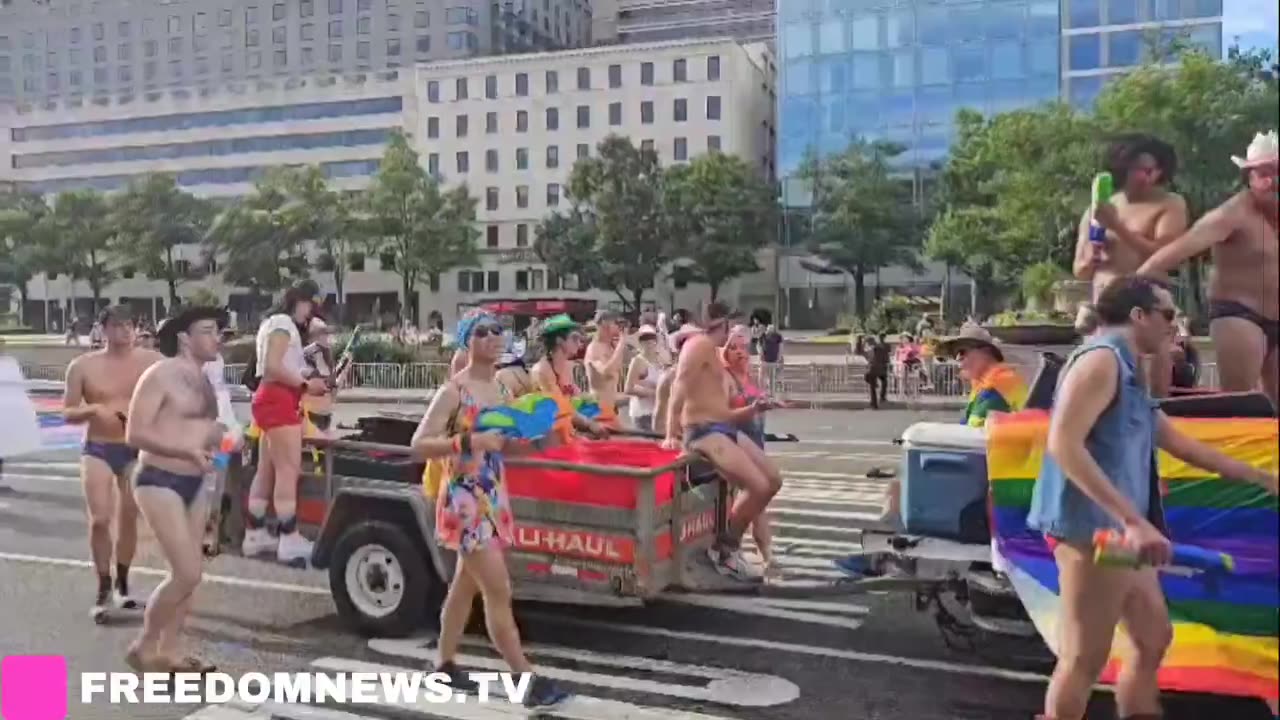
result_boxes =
[539,314,580,337]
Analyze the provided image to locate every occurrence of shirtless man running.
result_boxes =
[1073,134,1188,397]
[1139,131,1279,409]
[584,310,633,429]
[62,305,163,623]
[662,303,782,580]
[124,307,225,673]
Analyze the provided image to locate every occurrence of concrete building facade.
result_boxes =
[0,0,593,109]
[593,0,776,45]
[1,37,776,331]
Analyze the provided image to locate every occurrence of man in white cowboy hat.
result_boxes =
[1139,130,1279,409]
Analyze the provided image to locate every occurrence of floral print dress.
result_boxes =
[434,382,516,553]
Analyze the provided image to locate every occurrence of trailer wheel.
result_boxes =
[329,520,432,637]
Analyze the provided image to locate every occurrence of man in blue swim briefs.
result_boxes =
[662,302,783,581]
[124,306,226,674]
[62,305,163,623]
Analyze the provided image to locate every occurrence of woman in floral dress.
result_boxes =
[411,309,568,708]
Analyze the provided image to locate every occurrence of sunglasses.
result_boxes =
[470,324,503,339]
[1146,307,1176,322]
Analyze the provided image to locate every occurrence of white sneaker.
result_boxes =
[277,531,314,567]
[707,547,764,582]
[113,590,144,611]
[90,598,109,625]
[241,527,277,558]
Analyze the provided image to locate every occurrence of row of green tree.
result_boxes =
[0,132,775,325]
[793,48,1278,320]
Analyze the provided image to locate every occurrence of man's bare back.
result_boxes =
[1205,192,1279,320]
[66,348,163,442]
[1075,191,1188,298]
[132,359,221,477]
[674,336,734,429]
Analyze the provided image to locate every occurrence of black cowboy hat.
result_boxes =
[155,306,227,357]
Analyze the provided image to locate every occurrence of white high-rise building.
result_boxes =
[594,0,775,45]
[1,37,777,329]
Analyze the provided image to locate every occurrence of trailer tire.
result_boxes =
[329,520,432,637]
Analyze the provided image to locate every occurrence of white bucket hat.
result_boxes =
[1231,130,1278,169]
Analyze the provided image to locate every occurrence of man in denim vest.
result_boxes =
[1028,276,1277,720]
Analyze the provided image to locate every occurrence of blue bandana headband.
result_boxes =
[455,310,499,350]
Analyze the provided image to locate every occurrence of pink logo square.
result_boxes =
[1,656,68,720]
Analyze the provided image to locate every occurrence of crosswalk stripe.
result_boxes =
[661,593,867,630]
[363,637,799,707]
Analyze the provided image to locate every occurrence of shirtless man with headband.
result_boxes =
[124,307,225,673]
[1139,131,1279,409]
[62,305,162,623]
[584,310,634,429]
[1073,134,1188,397]
[662,302,782,580]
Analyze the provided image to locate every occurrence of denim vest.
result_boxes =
[1027,332,1164,544]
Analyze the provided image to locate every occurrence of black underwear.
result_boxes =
[1209,300,1280,349]
[82,442,138,477]
[134,465,204,508]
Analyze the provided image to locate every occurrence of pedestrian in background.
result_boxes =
[865,334,890,409]
[758,323,784,395]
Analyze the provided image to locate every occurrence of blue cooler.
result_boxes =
[899,423,990,544]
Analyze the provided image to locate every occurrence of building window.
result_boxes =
[428,153,440,176]
[427,80,439,102]
[456,114,468,136]
[416,35,430,53]
[546,145,559,168]
[301,1,314,18]
[609,101,622,126]
[1107,30,1141,68]
[546,107,559,129]
[641,61,653,85]
[641,139,655,153]
[546,183,560,206]
[486,225,499,248]
[706,95,721,120]
[516,110,528,132]
[545,69,558,93]
[576,105,589,128]
[274,49,287,66]
[387,39,400,56]
[329,20,342,38]
[576,66,589,89]
[674,137,687,161]
[357,16,371,34]
[486,111,497,133]
[515,223,529,247]
[577,143,589,159]
[515,72,528,96]
[273,3,287,21]
[608,63,622,88]
[329,0,343,13]
[487,271,500,292]
[707,55,720,81]
[516,185,529,208]
[328,44,342,61]
[388,14,400,31]
[516,147,528,170]
[708,135,721,152]
[486,149,498,172]
[145,40,158,57]
[673,58,687,82]
[456,151,469,173]
[485,74,497,98]
[415,10,429,28]
[301,23,315,40]
[358,0,372,11]
[356,40,369,58]
[486,187,499,210]
[427,116,439,138]
[455,76,467,99]
[674,98,687,122]
[118,43,131,61]
[1069,34,1100,71]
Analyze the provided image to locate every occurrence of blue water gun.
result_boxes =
[475,394,561,440]
[1093,529,1235,573]
[572,394,601,420]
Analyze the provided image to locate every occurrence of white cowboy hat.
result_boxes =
[636,324,659,340]
[1231,131,1278,169]
[937,325,1005,362]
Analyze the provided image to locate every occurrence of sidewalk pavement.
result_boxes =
[24,379,968,411]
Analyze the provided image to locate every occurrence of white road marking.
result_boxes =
[364,637,799,707]
[310,656,749,720]
[0,551,330,595]
[662,593,867,630]
[0,472,79,483]
[3,461,81,472]
[770,521,862,536]
[520,614,1053,685]
[769,505,881,521]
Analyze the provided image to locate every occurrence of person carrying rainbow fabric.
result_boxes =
[530,314,608,445]
[937,325,1029,428]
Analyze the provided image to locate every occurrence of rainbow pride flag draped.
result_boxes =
[988,410,1279,706]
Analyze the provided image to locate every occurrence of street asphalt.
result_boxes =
[0,407,1271,720]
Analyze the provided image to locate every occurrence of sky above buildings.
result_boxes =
[1222,0,1279,56]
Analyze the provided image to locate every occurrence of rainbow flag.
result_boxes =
[988,410,1279,706]
[32,396,85,451]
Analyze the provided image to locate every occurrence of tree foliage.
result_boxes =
[796,139,921,318]
[110,173,215,308]
[665,152,776,301]
[283,166,356,321]
[0,191,52,323]
[203,168,313,299]
[48,189,116,307]
[537,135,674,316]
[358,132,479,324]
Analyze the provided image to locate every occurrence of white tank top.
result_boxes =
[629,359,662,419]
[255,313,306,379]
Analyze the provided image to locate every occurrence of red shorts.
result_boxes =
[251,381,303,430]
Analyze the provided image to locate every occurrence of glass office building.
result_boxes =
[777,0,1062,182]
[1063,0,1223,107]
